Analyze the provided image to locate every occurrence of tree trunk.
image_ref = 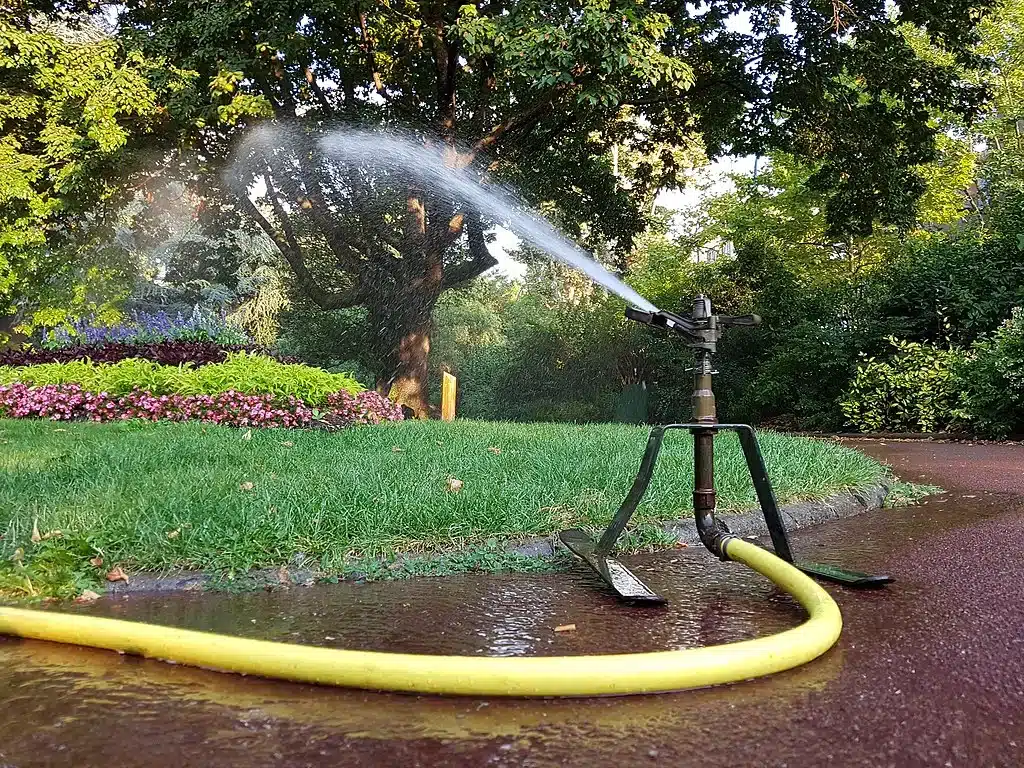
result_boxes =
[372,291,439,419]
[370,187,446,419]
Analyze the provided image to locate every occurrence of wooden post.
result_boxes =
[441,372,457,422]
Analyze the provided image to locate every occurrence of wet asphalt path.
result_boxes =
[0,439,1022,767]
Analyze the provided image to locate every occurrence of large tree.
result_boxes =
[32,0,997,413]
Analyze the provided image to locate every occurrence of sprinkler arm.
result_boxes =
[625,304,761,353]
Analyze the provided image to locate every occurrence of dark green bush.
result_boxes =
[957,307,1024,437]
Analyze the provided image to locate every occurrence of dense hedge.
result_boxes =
[842,307,1024,437]
[0,340,296,368]
[402,228,1024,435]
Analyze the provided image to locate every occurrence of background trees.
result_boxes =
[14,0,994,413]
[8,0,1024,432]
[0,11,265,340]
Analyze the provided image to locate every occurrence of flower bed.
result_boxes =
[0,340,296,368]
[0,383,403,429]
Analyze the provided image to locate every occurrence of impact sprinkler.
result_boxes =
[560,295,892,604]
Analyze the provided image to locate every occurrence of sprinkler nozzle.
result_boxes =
[624,306,694,334]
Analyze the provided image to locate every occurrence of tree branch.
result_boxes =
[465,82,578,165]
[441,212,497,290]
[358,10,387,95]
[304,64,334,115]
[259,147,372,272]
[237,183,362,311]
[430,14,458,142]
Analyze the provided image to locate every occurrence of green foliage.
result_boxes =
[274,301,374,382]
[0,353,361,404]
[957,307,1024,436]
[0,531,104,600]
[105,0,996,240]
[842,307,1024,437]
[884,481,944,508]
[29,0,990,411]
[428,280,513,418]
[0,15,269,334]
[871,231,1024,345]
[842,339,969,433]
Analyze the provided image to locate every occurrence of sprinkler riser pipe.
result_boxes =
[692,370,716,423]
[693,427,727,557]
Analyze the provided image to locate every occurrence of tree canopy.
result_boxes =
[0,12,266,339]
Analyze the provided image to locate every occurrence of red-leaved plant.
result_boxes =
[0,341,297,368]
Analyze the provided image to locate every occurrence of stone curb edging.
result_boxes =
[508,480,891,557]
[107,480,891,595]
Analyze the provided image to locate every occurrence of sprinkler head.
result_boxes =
[625,300,761,354]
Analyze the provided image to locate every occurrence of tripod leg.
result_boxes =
[734,426,892,588]
[559,428,668,605]
[735,426,794,562]
[595,428,666,556]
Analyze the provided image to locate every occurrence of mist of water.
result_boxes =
[316,130,659,314]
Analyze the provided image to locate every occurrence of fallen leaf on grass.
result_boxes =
[241,429,253,441]
[166,529,180,540]
[445,477,464,493]
[554,624,577,633]
[75,590,100,603]
[280,440,295,448]
[239,481,255,492]
[31,519,41,543]
[391,446,404,453]
[53,428,67,433]
[89,556,104,568]
[41,529,62,541]
[487,446,502,455]
[106,566,129,584]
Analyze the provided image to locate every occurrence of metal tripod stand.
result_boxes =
[560,296,892,604]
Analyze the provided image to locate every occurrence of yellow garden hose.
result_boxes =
[0,538,842,697]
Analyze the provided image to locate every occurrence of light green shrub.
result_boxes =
[0,353,362,404]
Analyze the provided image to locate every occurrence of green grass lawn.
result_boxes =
[0,418,885,596]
